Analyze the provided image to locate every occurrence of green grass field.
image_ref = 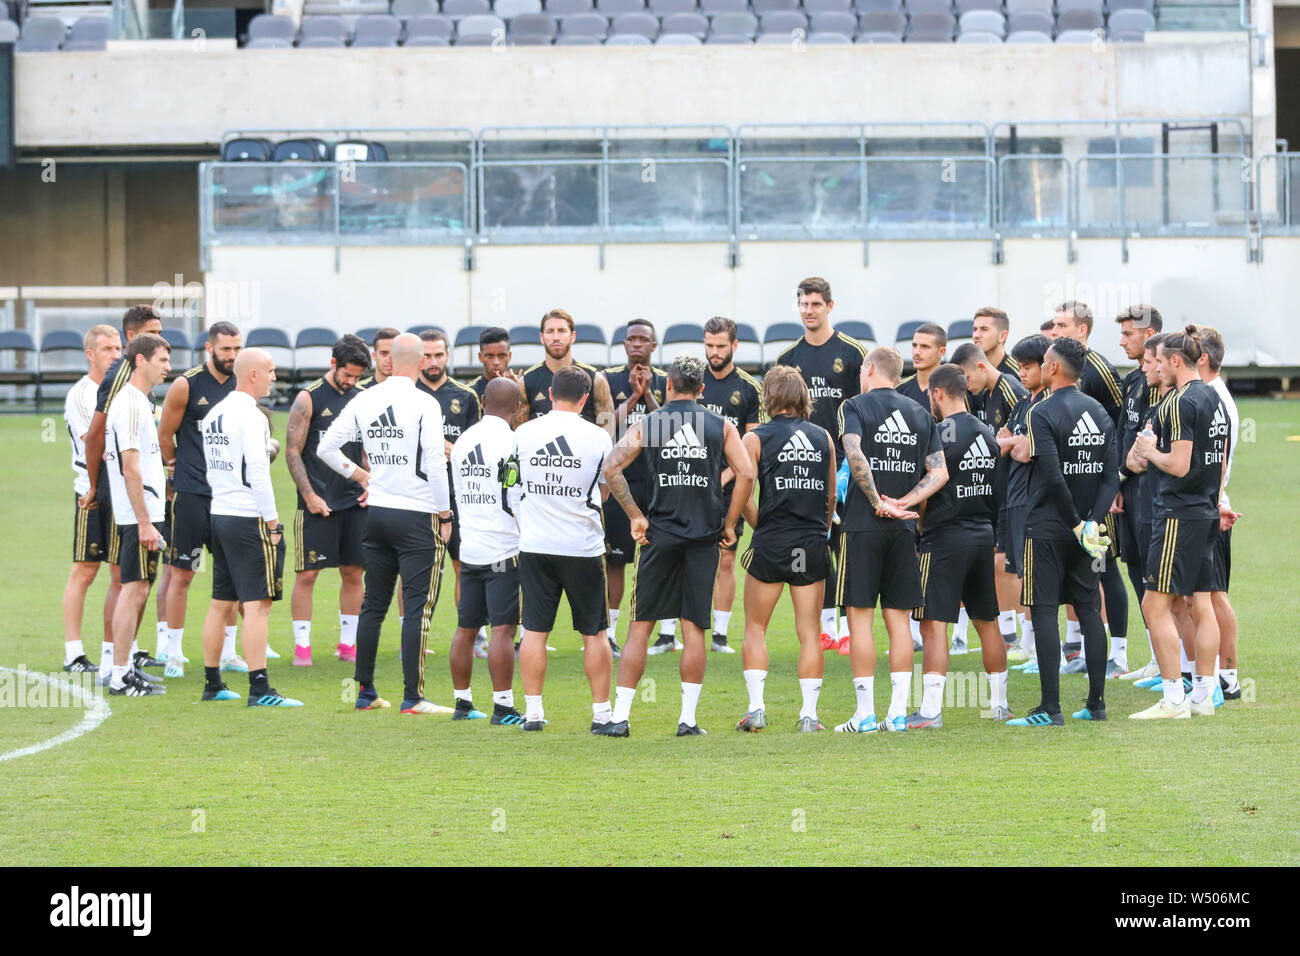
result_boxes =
[2,401,1298,866]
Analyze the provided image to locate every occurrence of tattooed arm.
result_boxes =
[602,420,647,542]
[593,371,617,438]
[842,433,882,509]
[286,389,329,516]
[895,450,949,511]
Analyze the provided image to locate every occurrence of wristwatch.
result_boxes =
[267,524,283,536]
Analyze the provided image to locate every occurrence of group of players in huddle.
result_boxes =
[58,276,1243,732]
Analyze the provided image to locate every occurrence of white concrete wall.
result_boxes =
[205,236,1295,367]
[16,35,1254,148]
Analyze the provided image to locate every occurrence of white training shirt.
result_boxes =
[1207,375,1239,506]
[105,381,167,526]
[64,375,98,496]
[202,390,279,523]
[319,375,450,514]
[513,409,611,558]
[450,415,522,566]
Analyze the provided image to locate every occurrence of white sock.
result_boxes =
[167,627,183,660]
[1221,668,1238,690]
[798,677,822,720]
[492,689,513,709]
[853,676,875,719]
[987,670,1008,709]
[453,687,472,703]
[222,626,237,660]
[1163,677,1186,705]
[1178,641,1191,673]
[888,671,911,719]
[838,613,850,640]
[293,620,311,648]
[339,614,358,647]
[110,663,130,689]
[820,608,836,635]
[155,621,168,658]
[1214,655,1220,680]
[65,640,84,665]
[1066,619,1082,646]
[954,607,970,642]
[659,619,677,638]
[608,608,619,637]
[1144,628,1154,657]
[100,644,114,681]
[713,609,731,637]
[1109,636,1127,665]
[997,609,1017,639]
[613,685,636,723]
[476,626,487,641]
[679,681,702,727]
[909,617,922,643]
[592,700,612,724]
[1020,614,1036,655]
[743,669,767,713]
[130,639,139,657]
[524,694,544,721]
[1190,674,1213,704]
[920,672,946,719]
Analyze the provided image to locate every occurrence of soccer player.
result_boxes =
[104,332,172,697]
[698,315,764,655]
[971,307,1020,378]
[448,378,526,724]
[995,335,1053,669]
[199,349,298,706]
[512,366,616,733]
[951,341,1028,655]
[81,306,167,678]
[897,322,948,409]
[467,326,522,405]
[604,355,755,737]
[602,319,667,656]
[61,325,122,673]
[1113,305,1163,678]
[1005,336,1117,727]
[417,329,483,611]
[1127,328,1227,720]
[284,335,372,666]
[733,366,836,732]
[356,327,397,389]
[519,309,614,430]
[319,333,455,715]
[907,363,1012,727]
[156,321,243,677]
[1195,325,1243,700]
[833,347,943,734]
[774,277,866,651]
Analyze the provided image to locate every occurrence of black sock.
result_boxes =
[1100,561,1128,640]
[204,666,221,688]
[1030,605,1061,715]
[1078,606,1108,710]
[249,668,270,695]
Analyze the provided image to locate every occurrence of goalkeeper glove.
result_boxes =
[498,454,520,489]
[1073,520,1110,560]
[836,460,850,504]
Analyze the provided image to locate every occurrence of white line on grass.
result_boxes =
[0,666,112,763]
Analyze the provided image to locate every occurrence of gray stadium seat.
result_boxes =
[761,10,809,32]
[556,31,602,41]
[954,0,1000,10]
[597,0,645,12]
[406,13,455,38]
[353,13,402,44]
[300,15,351,40]
[856,30,902,40]
[548,0,595,12]
[700,0,747,11]
[299,35,347,46]
[1107,0,1153,10]
[707,31,751,41]
[495,0,543,16]
[904,0,953,12]
[443,0,492,17]
[908,10,955,32]
[404,33,451,44]
[710,11,758,36]
[0,21,17,43]
[854,0,901,9]
[657,31,702,42]
[1006,10,1052,33]
[606,30,652,41]
[906,28,953,40]
[753,0,799,11]
[811,11,857,32]
[1057,0,1103,10]
[511,11,558,34]
[808,30,851,41]
[509,32,554,42]
[560,10,608,34]
[1054,27,1099,41]
[1005,0,1051,11]
[305,0,389,13]
[248,13,297,41]
[458,12,507,37]
[16,16,66,50]
[456,31,497,42]
[62,38,107,50]
[660,11,707,35]
[958,9,1004,35]
[1110,28,1144,41]
[756,31,797,42]
[68,17,110,42]
[1108,8,1154,32]
[610,10,658,34]
[246,37,293,47]
[858,9,904,33]
[391,0,440,18]
[955,29,1000,40]
[1057,8,1102,30]
[806,0,852,10]
[1005,28,1051,41]
[650,0,697,12]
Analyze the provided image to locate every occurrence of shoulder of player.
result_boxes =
[735,368,763,393]
[898,373,917,386]
[604,364,626,376]
[182,364,206,380]
[774,341,801,364]
[833,332,867,358]
[445,377,479,398]
[523,362,546,377]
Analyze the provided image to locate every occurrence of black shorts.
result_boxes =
[1210,525,1231,593]
[211,515,286,603]
[73,493,116,563]
[742,533,830,587]
[1102,512,1121,560]
[632,531,719,629]
[293,505,367,572]
[836,528,921,611]
[445,496,462,563]
[915,543,999,623]
[995,506,1012,556]
[117,521,166,585]
[520,552,607,636]
[166,491,214,571]
[1003,505,1027,575]
[603,478,649,565]
[457,556,522,629]
[1134,520,1153,581]
[1145,516,1217,597]
[719,484,743,553]
[1115,483,1142,564]
[1021,536,1101,609]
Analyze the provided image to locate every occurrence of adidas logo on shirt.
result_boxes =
[321,407,333,417]
[529,435,581,468]
[203,413,229,447]
[959,433,997,471]
[661,422,708,460]
[1209,404,1229,438]
[874,409,918,446]
[459,443,492,478]
[777,428,823,463]
[197,397,209,406]
[367,406,404,440]
[1068,411,1107,447]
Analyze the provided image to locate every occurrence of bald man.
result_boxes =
[200,348,299,705]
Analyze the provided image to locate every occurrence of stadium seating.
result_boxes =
[354,14,403,45]
[659,323,704,364]
[0,330,39,401]
[946,318,974,349]
[38,330,87,387]
[15,15,65,51]
[159,328,194,374]
[355,327,382,345]
[294,327,341,383]
[734,322,763,371]
[453,326,483,374]
[836,320,877,347]
[762,321,802,366]
[572,323,609,366]
[509,324,545,366]
[245,329,296,389]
